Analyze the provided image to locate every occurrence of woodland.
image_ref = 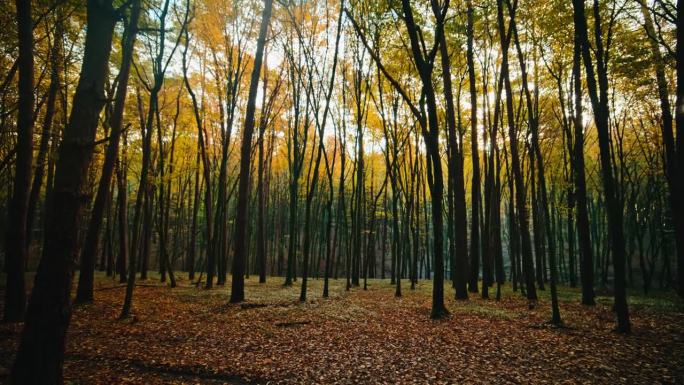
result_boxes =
[0,0,683,383]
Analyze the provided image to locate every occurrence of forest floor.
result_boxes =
[1,273,683,384]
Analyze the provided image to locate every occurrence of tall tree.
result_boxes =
[466,0,482,294]
[349,0,451,318]
[257,59,271,284]
[572,2,595,305]
[507,0,561,322]
[11,0,119,380]
[3,0,33,323]
[122,0,184,318]
[182,0,214,289]
[299,0,343,302]
[76,0,142,303]
[572,0,630,333]
[26,13,62,248]
[441,7,469,300]
[676,0,684,299]
[497,0,537,301]
[230,0,273,303]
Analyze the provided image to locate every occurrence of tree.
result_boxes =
[440,16,469,300]
[466,0,482,295]
[122,0,185,318]
[572,0,630,333]
[11,0,119,380]
[507,0,561,322]
[76,0,142,304]
[348,0,451,319]
[298,0,343,302]
[571,2,595,305]
[230,0,273,303]
[26,11,62,249]
[3,0,33,323]
[182,0,215,290]
[497,0,537,302]
[676,0,684,300]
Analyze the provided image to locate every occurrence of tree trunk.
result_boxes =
[676,0,684,299]
[11,1,117,381]
[188,146,200,280]
[440,31,469,300]
[572,15,595,305]
[76,0,141,303]
[230,0,273,303]
[573,0,630,332]
[26,17,62,249]
[498,0,537,301]
[466,0,481,294]
[3,0,33,323]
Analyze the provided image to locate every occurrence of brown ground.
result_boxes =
[1,274,683,384]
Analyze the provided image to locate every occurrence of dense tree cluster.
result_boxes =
[0,0,682,381]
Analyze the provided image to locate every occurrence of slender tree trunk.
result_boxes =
[26,18,62,249]
[182,17,214,289]
[188,146,200,280]
[257,67,268,284]
[508,7,559,320]
[676,0,684,299]
[440,30,469,300]
[573,0,629,332]
[351,52,367,288]
[498,0,537,301]
[76,0,141,303]
[301,2,342,300]
[572,17,595,305]
[116,154,128,284]
[405,0,449,318]
[230,0,273,303]
[466,0,481,294]
[3,0,33,323]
